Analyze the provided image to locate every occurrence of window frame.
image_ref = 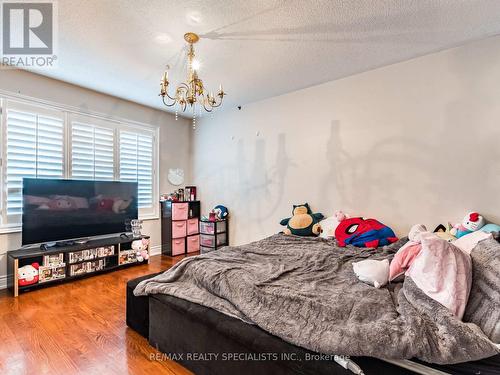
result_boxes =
[0,94,160,233]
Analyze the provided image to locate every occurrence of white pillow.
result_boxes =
[452,231,492,254]
[352,259,390,288]
[319,216,340,239]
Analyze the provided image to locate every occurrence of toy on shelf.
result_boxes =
[450,212,485,238]
[213,205,229,220]
[18,262,40,286]
[280,203,324,236]
[132,238,150,262]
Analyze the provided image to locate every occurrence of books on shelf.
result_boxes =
[39,264,66,283]
[69,259,106,276]
[43,253,64,267]
[119,250,138,265]
[68,246,115,264]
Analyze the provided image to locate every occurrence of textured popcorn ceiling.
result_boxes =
[30,0,500,114]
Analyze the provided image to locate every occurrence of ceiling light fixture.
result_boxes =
[159,32,226,129]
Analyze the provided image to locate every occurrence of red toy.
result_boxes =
[18,262,40,286]
[335,217,398,248]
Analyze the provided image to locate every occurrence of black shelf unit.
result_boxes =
[7,234,150,297]
[199,219,229,254]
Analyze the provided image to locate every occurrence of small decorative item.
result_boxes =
[213,205,228,220]
[209,211,216,222]
[132,238,150,262]
[18,263,40,286]
[168,168,184,186]
[177,188,185,201]
[185,186,197,201]
[130,219,143,238]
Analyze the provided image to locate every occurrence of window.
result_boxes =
[119,130,154,208]
[0,98,159,230]
[71,121,114,180]
[2,102,64,224]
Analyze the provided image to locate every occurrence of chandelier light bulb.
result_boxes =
[191,59,200,71]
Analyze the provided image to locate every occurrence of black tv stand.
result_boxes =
[8,234,150,297]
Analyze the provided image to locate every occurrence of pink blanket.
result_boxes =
[407,232,472,319]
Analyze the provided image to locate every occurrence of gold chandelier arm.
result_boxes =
[165,91,177,101]
[161,95,177,107]
[202,101,214,112]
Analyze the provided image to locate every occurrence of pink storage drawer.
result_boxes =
[172,203,189,220]
[187,218,199,235]
[172,238,185,256]
[187,235,200,253]
[172,220,187,238]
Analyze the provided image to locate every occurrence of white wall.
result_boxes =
[0,69,192,285]
[193,35,500,246]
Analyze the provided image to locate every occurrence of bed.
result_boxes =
[127,234,500,374]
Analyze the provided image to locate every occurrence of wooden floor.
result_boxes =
[0,254,194,375]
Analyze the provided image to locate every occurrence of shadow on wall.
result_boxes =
[235,134,295,236]
[321,120,437,232]
[196,133,295,242]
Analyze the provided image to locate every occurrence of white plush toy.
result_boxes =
[450,212,486,238]
[352,259,390,288]
[132,238,150,262]
[319,211,348,239]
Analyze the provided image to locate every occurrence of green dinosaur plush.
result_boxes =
[280,203,324,236]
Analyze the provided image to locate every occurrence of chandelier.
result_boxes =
[159,32,226,129]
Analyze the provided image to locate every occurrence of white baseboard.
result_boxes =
[149,245,162,256]
[0,275,7,290]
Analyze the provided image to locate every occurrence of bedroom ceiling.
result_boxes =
[27,0,500,115]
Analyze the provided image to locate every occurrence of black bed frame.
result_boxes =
[126,273,500,375]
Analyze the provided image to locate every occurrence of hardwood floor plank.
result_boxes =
[0,254,193,375]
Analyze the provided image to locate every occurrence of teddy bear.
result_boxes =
[18,263,39,286]
[280,203,324,236]
[450,212,485,238]
[132,238,150,262]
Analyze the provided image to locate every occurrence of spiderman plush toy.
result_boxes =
[335,217,398,248]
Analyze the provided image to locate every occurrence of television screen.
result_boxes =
[22,178,138,245]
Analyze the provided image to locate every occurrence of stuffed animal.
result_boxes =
[433,224,457,242]
[450,212,485,238]
[132,238,150,262]
[318,211,348,239]
[280,203,324,236]
[213,205,229,220]
[18,263,39,286]
[335,217,398,248]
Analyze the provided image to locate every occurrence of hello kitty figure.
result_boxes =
[132,238,150,262]
[18,263,40,286]
[450,212,486,238]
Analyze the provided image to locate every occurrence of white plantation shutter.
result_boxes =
[119,130,154,208]
[5,106,64,217]
[71,122,114,180]
[0,99,159,228]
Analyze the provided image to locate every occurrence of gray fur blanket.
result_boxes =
[134,234,499,364]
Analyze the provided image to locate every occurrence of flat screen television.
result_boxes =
[22,178,138,246]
